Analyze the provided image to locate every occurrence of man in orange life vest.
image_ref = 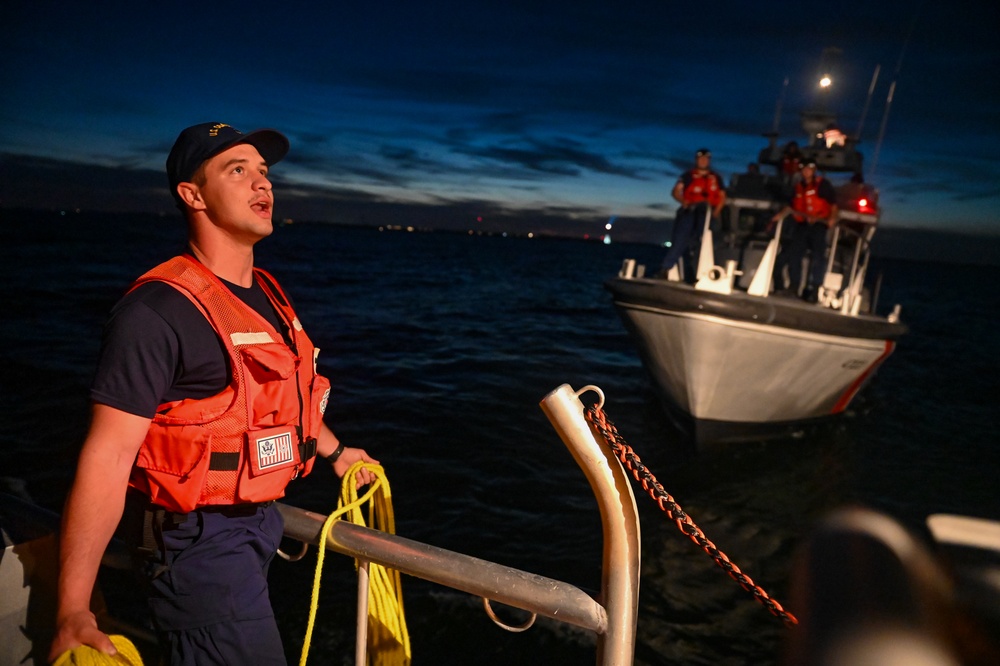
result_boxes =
[770,159,839,301]
[659,148,726,281]
[50,123,379,665]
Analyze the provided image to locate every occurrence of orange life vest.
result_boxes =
[680,169,724,207]
[126,255,331,513]
[791,177,833,222]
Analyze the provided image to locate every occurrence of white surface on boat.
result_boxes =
[617,299,894,423]
[1,532,59,666]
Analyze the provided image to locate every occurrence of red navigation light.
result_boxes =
[856,197,877,214]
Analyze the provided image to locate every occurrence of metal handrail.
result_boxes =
[277,507,608,634]
[281,383,641,665]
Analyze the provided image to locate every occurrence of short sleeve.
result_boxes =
[90,285,183,418]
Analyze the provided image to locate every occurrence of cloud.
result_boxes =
[3,1,998,235]
[456,137,641,179]
[0,152,632,235]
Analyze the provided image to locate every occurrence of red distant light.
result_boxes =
[856,197,877,214]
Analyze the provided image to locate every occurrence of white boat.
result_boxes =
[607,96,907,442]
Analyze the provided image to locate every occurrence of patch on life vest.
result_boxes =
[255,431,295,470]
[319,387,330,415]
[231,331,273,346]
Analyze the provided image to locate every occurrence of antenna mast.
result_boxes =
[771,77,789,135]
[869,6,921,180]
[854,64,880,141]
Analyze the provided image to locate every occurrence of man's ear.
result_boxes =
[176,182,206,211]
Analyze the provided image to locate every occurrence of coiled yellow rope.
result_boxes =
[299,462,410,666]
[52,635,144,665]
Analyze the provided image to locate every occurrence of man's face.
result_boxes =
[191,143,275,243]
[801,165,816,180]
[696,154,710,170]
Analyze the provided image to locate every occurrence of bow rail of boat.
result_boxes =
[278,383,640,664]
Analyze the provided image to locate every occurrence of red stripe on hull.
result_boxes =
[831,339,896,413]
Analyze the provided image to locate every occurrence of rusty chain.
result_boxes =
[584,405,799,627]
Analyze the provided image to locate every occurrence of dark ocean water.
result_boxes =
[2,210,999,665]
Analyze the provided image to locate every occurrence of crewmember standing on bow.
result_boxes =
[50,122,379,665]
[660,148,726,282]
[770,159,839,301]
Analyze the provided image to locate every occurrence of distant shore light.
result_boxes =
[819,74,832,88]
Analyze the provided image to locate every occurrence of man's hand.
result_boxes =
[332,447,381,487]
[48,610,116,662]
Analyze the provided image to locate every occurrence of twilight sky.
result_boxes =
[2,0,998,238]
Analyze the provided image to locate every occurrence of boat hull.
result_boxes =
[607,277,905,430]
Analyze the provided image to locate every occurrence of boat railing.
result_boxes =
[615,207,885,316]
[676,194,885,312]
[281,383,640,665]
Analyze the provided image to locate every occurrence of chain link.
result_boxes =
[585,405,799,627]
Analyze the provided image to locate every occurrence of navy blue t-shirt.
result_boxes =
[91,274,284,419]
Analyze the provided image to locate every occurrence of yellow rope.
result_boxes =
[299,462,411,666]
[52,635,144,665]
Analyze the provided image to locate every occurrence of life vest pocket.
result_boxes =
[246,426,299,475]
[237,425,300,503]
[134,424,213,513]
[298,374,332,479]
[310,375,332,432]
[240,344,301,428]
[241,343,298,381]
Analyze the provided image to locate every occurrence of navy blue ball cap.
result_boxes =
[695,148,711,158]
[166,122,289,192]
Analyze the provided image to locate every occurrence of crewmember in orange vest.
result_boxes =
[770,159,839,301]
[50,123,380,665]
[660,148,727,281]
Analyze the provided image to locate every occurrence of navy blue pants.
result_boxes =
[775,221,830,292]
[661,203,710,279]
[142,503,287,665]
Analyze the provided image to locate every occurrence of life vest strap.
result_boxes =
[207,437,318,471]
[301,436,318,461]
[209,452,240,470]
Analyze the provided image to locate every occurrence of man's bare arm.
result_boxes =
[49,404,151,661]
